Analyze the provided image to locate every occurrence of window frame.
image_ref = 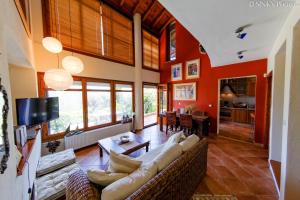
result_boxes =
[37,73,135,142]
[166,21,176,62]
[142,29,160,72]
[115,82,134,122]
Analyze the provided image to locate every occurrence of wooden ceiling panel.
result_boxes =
[102,0,174,35]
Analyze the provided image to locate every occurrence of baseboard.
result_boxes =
[269,159,281,195]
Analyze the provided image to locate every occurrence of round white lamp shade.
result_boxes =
[44,69,73,91]
[42,37,63,54]
[62,56,84,74]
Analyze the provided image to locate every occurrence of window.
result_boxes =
[42,0,133,65]
[143,30,159,70]
[167,22,176,61]
[115,84,133,121]
[37,73,134,140]
[87,82,112,127]
[47,81,84,134]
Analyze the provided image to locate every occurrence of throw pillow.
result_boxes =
[87,169,128,186]
[179,134,200,152]
[108,150,142,173]
[155,143,182,171]
[102,162,158,200]
[163,131,185,151]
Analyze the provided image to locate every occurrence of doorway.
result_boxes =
[143,83,158,127]
[218,76,257,143]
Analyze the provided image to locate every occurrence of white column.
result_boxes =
[133,13,143,130]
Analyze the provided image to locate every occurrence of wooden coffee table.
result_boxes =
[98,132,150,157]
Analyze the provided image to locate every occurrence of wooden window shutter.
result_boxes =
[143,30,159,70]
[42,0,133,65]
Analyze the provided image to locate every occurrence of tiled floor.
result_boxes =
[219,120,254,143]
[75,125,278,200]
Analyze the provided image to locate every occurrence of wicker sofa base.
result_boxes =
[66,138,208,200]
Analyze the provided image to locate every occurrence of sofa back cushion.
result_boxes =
[87,169,128,186]
[154,143,182,172]
[101,162,158,200]
[108,150,142,173]
[179,134,200,152]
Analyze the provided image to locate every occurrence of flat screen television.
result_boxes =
[16,97,59,126]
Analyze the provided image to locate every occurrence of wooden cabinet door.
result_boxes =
[232,109,248,123]
[247,79,256,96]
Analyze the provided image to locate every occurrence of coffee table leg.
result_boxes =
[146,144,149,152]
[99,147,103,157]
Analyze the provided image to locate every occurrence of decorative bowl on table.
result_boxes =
[120,135,130,143]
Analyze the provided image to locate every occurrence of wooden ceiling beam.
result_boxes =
[152,9,165,27]
[133,0,144,14]
[119,0,126,6]
[159,16,174,33]
[142,0,156,21]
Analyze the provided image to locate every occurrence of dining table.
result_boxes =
[159,113,210,136]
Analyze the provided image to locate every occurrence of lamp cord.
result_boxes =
[68,0,74,56]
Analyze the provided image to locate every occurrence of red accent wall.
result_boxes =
[160,21,267,144]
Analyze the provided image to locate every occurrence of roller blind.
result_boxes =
[43,0,133,65]
[143,30,159,70]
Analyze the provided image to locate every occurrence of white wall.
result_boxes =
[269,44,285,162]
[267,3,300,200]
[0,1,36,200]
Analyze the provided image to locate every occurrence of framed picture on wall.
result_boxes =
[171,63,183,81]
[174,82,196,101]
[186,59,200,79]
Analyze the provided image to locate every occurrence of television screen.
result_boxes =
[16,97,59,126]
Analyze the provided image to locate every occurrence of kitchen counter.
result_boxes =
[221,107,255,111]
[220,107,255,124]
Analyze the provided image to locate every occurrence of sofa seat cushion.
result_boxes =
[101,162,158,200]
[154,143,183,171]
[179,134,200,152]
[36,163,80,200]
[135,144,164,164]
[36,148,76,177]
[108,150,142,173]
[87,169,128,186]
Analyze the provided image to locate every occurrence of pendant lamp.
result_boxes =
[44,53,73,91]
[62,0,84,75]
[44,69,73,91]
[42,37,62,54]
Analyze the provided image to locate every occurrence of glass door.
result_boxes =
[143,83,158,127]
[158,84,168,115]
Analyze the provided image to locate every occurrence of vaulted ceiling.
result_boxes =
[102,0,174,35]
[159,0,294,67]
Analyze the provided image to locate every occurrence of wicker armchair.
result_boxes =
[180,114,193,135]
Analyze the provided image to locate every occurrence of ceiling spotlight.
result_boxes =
[237,32,247,39]
[235,24,252,40]
[238,55,244,59]
[237,50,247,55]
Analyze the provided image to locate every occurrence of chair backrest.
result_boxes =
[180,114,193,128]
[166,112,177,125]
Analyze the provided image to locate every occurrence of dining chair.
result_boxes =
[166,112,178,135]
[180,114,193,135]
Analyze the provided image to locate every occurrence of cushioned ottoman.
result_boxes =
[35,163,80,200]
[36,149,76,177]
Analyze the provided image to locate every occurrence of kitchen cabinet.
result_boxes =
[232,109,248,123]
[247,79,256,96]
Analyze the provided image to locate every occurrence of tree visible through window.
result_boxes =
[116,84,133,121]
